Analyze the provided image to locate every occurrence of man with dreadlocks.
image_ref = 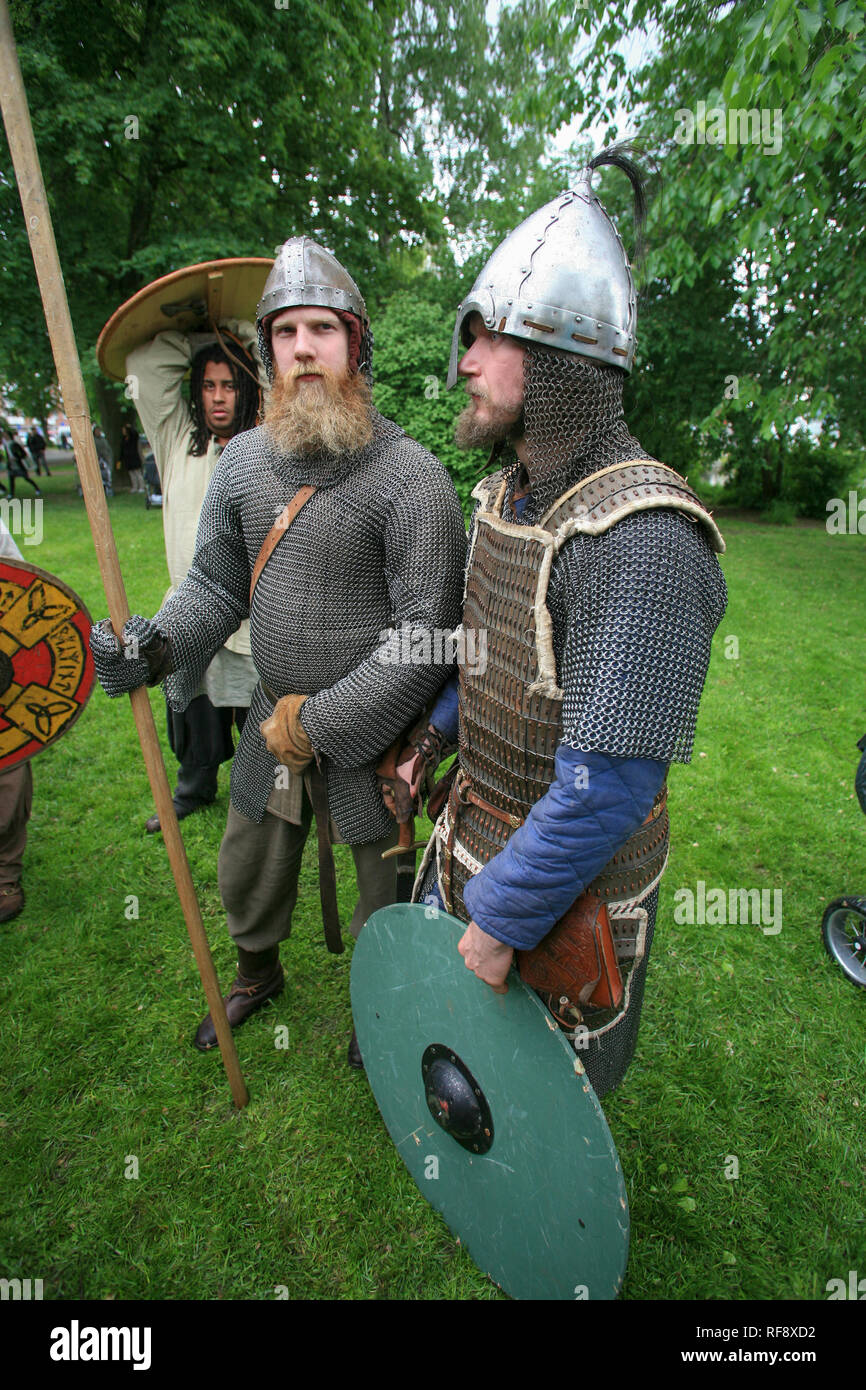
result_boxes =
[92,239,466,1064]
[125,323,263,833]
[405,150,728,1099]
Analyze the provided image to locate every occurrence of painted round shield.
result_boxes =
[0,560,95,770]
[351,903,629,1300]
[96,257,274,382]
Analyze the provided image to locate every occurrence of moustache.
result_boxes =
[289,365,326,382]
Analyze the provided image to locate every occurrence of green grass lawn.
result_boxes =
[1,460,864,1301]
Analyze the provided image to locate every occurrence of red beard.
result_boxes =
[264,365,373,457]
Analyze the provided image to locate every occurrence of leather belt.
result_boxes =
[456,769,666,833]
[455,772,524,829]
[307,761,344,955]
[458,767,667,828]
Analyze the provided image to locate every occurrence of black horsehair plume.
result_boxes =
[189,339,261,457]
[588,142,655,266]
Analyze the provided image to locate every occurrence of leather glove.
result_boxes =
[260,693,314,773]
[89,615,173,697]
[377,722,447,823]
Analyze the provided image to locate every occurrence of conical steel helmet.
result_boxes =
[256,237,368,327]
[447,169,637,385]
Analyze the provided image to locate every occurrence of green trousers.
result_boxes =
[217,790,400,955]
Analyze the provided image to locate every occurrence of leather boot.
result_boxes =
[145,798,212,834]
[347,1028,364,1070]
[194,955,284,1051]
[0,884,24,923]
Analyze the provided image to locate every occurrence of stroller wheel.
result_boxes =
[821,898,866,989]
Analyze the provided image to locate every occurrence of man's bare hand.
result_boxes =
[458,920,512,993]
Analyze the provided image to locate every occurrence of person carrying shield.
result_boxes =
[90,238,466,1065]
[0,519,33,921]
[406,148,728,1098]
[122,313,263,833]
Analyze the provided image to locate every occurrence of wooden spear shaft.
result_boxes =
[0,0,249,1108]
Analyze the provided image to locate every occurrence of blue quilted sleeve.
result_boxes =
[430,677,459,741]
[462,746,667,950]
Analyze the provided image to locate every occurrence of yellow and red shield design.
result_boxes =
[0,559,95,769]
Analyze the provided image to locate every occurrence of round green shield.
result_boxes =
[351,903,629,1300]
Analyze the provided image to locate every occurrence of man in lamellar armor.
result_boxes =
[91,238,467,1065]
[407,149,728,1099]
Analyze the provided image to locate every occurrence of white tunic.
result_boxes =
[125,323,260,707]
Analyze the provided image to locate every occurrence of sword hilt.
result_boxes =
[381,819,426,859]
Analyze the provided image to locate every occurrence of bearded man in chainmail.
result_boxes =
[91,239,467,1065]
[405,149,728,1099]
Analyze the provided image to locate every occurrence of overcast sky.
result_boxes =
[485,0,657,161]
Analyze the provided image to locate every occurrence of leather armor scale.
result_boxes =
[438,458,724,954]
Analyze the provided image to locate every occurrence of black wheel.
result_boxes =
[822,897,866,989]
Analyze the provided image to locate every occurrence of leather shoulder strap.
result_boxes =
[470,470,505,513]
[540,460,725,555]
[249,485,316,601]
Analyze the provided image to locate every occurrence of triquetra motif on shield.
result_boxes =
[0,560,95,769]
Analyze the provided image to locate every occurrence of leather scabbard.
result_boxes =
[517,893,623,1010]
[308,761,344,955]
[261,679,343,955]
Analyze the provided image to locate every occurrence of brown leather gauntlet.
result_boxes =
[259,693,313,773]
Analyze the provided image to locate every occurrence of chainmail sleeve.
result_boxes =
[154,443,251,711]
[548,508,728,763]
[299,447,467,767]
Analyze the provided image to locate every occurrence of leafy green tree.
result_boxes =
[2,0,411,438]
[1,0,574,448]
[372,288,477,511]
[526,0,866,499]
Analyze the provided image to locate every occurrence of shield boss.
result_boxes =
[351,903,629,1300]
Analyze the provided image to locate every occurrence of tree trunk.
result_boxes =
[93,377,125,479]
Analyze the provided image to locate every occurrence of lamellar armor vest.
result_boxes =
[435,458,725,1068]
